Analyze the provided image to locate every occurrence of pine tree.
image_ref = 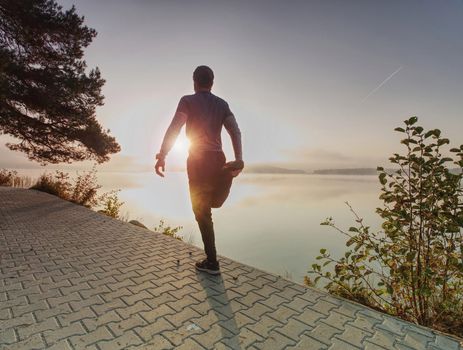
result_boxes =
[0,0,120,163]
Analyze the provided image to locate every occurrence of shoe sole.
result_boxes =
[195,265,221,275]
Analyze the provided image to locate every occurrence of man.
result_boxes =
[155,66,243,275]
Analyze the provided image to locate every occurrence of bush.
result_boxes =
[31,167,101,208]
[154,219,183,240]
[98,191,124,218]
[308,117,463,337]
[0,169,18,186]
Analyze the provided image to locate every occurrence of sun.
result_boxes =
[172,135,190,153]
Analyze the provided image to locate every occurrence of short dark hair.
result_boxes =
[193,65,214,88]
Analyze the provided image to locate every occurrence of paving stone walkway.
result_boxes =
[1,187,462,350]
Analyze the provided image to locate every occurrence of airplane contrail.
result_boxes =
[362,66,403,102]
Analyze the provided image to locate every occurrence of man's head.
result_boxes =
[193,65,214,91]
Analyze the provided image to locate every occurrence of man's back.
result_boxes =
[159,91,241,162]
[179,91,231,154]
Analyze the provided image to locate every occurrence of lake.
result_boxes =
[95,171,384,284]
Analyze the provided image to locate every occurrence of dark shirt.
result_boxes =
[159,91,242,160]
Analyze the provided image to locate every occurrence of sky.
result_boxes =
[1,0,463,172]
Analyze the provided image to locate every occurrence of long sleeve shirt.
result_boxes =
[159,91,242,161]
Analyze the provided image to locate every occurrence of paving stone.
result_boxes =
[0,327,16,344]
[56,307,96,326]
[82,310,122,332]
[116,300,151,319]
[46,339,73,350]
[434,334,462,350]
[2,333,45,350]
[274,317,310,341]
[69,325,114,347]
[11,299,48,318]
[241,302,274,321]
[0,313,35,330]
[98,330,144,350]
[245,314,283,338]
[1,187,462,350]
[134,317,175,341]
[43,321,87,344]
[309,322,344,346]
[191,323,235,349]
[363,340,391,350]
[288,333,328,349]
[335,323,372,347]
[253,329,297,349]
[164,306,202,328]
[17,317,60,340]
[329,337,362,349]
[174,338,205,350]
[109,314,147,337]
[402,329,434,349]
[320,310,353,331]
[133,334,174,349]
[352,312,382,333]
[294,307,326,326]
[367,328,400,349]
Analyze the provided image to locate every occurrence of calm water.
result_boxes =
[96,172,384,284]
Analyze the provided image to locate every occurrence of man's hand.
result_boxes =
[230,169,242,177]
[224,160,244,178]
[155,154,166,177]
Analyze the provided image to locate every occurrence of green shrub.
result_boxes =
[308,117,463,337]
[98,190,124,218]
[154,219,183,240]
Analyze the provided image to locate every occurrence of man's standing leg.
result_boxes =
[187,152,224,274]
[190,183,217,263]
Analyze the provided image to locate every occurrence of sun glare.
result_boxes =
[172,136,190,153]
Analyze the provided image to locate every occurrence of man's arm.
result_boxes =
[155,99,188,177]
[223,113,243,177]
[223,114,242,161]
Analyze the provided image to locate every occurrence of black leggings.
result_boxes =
[187,151,228,263]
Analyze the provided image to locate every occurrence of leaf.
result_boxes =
[408,116,418,125]
[386,284,394,295]
[346,238,355,246]
[320,248,327,255]
[379,173,387,185]
[394,127,405,133]
[437,138,450,146]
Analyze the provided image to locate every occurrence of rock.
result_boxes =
[129,220,147,229]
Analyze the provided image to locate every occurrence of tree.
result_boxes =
[308,117,463,337]
[0,0,120,164]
